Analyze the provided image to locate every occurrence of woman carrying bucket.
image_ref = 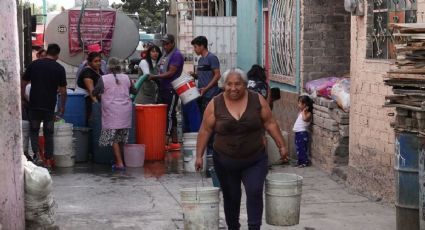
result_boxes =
[195,68,288,230]
[93,57,137,171]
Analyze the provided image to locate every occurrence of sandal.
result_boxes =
[112,164,126,171]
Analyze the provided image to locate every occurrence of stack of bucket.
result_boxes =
[182,132,206,173]
[61,91,91,164]
[53,123,75,167]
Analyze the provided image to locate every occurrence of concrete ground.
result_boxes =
[51,151,395,230]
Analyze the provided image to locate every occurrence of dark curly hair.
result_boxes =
[298,95,313,112]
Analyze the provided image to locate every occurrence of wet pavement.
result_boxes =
[51,151,395,230]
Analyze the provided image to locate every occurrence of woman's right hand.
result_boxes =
[195,156,203,171]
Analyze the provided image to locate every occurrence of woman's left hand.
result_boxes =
[279,146,289,162]
[195,156,203,171]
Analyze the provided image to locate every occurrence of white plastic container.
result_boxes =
[265,173,303,226]
[124,144,145,168]
[171,73,200,104]
[183,132,206,173]
[181,187,220,230]
[53,123,75,167]
[266,130,289,166]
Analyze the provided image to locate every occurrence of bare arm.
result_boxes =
[58,86,67,116]
[200,68,221,96]
[150,65,178,80]
[195,99,216,171]
[83,78,98,103]
[259,94,288,160]
[302,108,312,122]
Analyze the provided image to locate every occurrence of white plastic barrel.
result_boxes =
[124,144,145,167]
[171,74,200,104]
[266,130,289,166]
[181,187,220,230]
[265,173,303,226]
[183,132,206,173]
[22,120,30,154]
[53,123,75,167]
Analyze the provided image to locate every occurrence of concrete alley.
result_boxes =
[52,152,395,230]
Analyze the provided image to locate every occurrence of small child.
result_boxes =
[293,95,313,167]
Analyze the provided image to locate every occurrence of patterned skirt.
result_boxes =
[99,129,129,147]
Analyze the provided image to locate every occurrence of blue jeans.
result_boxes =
[213,151,268,230]
[29,109,55,159]
[295,131,310,165]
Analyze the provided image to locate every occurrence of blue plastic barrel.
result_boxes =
[395,132,419,230]
[90,103,137,164]
[182,100,201,133]
[90,102,114,164]
[62,93,86,127]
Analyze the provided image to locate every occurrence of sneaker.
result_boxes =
[43,158,55,169]
[297,164,308,168]
[168,143,181,151]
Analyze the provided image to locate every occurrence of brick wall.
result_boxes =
[301,0,351,85]
[272,91,299,158]
[348,13,395,202]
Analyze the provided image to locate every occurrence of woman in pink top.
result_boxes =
[93,57,137,171]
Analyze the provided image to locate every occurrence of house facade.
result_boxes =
[235,0,425,202]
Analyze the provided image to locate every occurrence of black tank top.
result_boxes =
[213,91,265,159]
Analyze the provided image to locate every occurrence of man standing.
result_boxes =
[21,43,67,168]
[191,36,221,115]
[149,34,184,150]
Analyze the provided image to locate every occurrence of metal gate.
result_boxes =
[175,0,237,75]
[269,0,295,85]
[193,16,237,75]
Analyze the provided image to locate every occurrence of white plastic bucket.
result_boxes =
[183,133,206,173]
[181,187,220,230]
[53,123,75,167]
[171,74,200,104]
[22,120,30,153]
[124,144,145,167]
[266,130,289,166]
[265,173,303,226]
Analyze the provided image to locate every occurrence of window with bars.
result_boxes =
[367,0,417,59]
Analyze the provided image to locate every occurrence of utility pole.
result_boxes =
[0,0,25,229]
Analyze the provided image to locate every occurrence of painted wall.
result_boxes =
[0,1,25,229]
[236,0,258,71]
[348,9,395,202]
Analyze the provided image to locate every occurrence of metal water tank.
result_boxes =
[44,8,139,66]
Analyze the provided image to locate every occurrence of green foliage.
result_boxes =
[111,0,168,33]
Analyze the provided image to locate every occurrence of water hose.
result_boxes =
[131,74,149,101]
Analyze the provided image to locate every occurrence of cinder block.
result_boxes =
[318,97,337,109]
[396,108,409,117]
[313,104,331,113]
[323,118,339,131]
[329,108,350,124]
[313,114,324,126]
[339,125,350,137]
[416,112,425,119]
[332,144,349,157]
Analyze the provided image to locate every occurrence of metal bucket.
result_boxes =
[395,132,419,230]
[265,173,303,226]
[180,187,220,230]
